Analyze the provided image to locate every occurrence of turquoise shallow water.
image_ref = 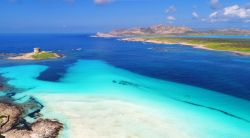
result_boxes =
[1,60,250,137]
[1,34,250,100]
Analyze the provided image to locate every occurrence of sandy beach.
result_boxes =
[8,53,36,60]
[122,38,250,56]
[36,94,193,138]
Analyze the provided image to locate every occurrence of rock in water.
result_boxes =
[0,103,22,133]
[0,102,63,138]
[31,119,63,138]
[4,119,63,138]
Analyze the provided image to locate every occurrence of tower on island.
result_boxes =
[33,48,41,54]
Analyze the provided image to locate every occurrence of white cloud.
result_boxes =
[209,11,219,18]
[207,4,250,23]
[165,6,176,23]
[166,6,176,14]
[223,5,250,18]
[167,16,176,21]
[192,11,199,18]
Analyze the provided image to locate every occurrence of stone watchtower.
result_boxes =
[33,48,41,54]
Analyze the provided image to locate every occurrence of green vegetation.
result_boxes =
[32,52,58,59]
[147,37,250,54]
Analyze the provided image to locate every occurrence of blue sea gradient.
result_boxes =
[0,34,250,100]
[0,34,250,137]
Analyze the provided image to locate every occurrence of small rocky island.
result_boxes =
[8,48,61,60]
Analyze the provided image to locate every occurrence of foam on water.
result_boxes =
[0,60,250,138]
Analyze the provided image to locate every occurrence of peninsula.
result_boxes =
[123,37,250,56]
[8,48,61,60]
[96,25,250,55]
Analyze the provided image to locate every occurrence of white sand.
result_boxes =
[122,38,250,56]
[36,94,193,138]
[8,53,35,60]
[2,61,250,138]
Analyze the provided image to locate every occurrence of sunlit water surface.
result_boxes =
[0,34,250,138]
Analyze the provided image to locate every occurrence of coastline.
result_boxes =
[0,79,63,137]
[1,59,250,137]
[36,94,192,138]
[0,101,63,137]
[121,37,250,56]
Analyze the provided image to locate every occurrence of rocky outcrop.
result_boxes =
[4,119,63,138]
[0,102,63,138]
[32,119,63,138]
[0,103,23,134]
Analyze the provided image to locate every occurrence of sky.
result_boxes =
[0,0,250,33]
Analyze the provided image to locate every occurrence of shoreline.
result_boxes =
[0,80,63,137]
[0,101,63,137]
[121,37,250,56]
[35,94,193,138]
[1,59,250,137]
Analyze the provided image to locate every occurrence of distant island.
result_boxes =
[8,48,61,60]
[96,25,250,37]
[96,25,250,55]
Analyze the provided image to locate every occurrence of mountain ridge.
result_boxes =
[96,25,250,37]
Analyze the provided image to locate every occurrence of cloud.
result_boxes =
[209,11,219,18]
[208,4,250,23]
[165,6,176,23]
[210,0,219,9]
[167,16,176,21]
[94,0,113,5]
[223,5,250,18]
[166,6,176,14]
[192,11,199,19]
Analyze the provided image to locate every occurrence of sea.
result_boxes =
[0,34,250,138]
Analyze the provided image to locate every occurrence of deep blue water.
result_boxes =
[0,34,250,100]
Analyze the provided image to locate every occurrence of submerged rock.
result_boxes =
[3,130,30,138]
[4,119,63,138]
[31,119,63,138]
[0,102,22,134]
[0,102,63,138]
